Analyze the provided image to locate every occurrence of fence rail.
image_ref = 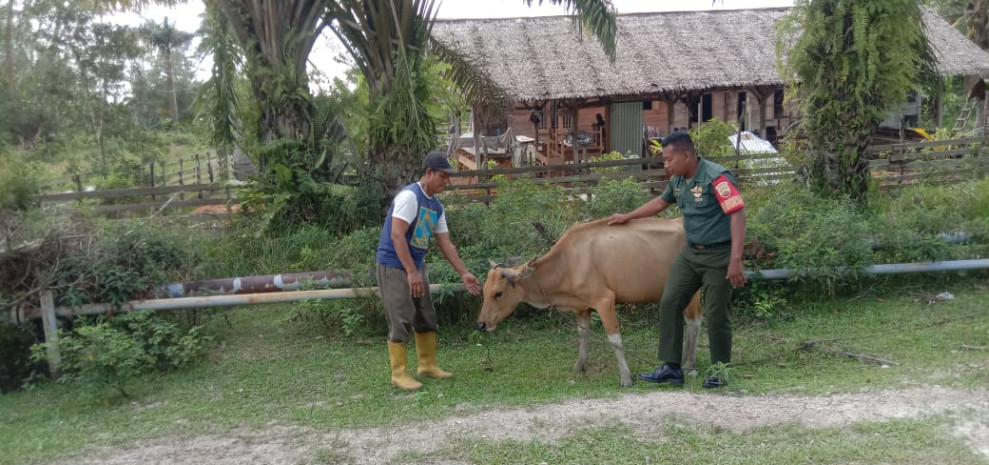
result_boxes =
[39,183,237,215]
[35,137,989,214]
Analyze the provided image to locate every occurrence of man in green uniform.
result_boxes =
[609,131,746,388]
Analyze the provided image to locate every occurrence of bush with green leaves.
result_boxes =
[30,312,211,400]
[444,178,583,264]
[56,222,186,308]
[288,297,384,337]
[0,322,39,393]
[747,184,874,295]
[0,149,42,211]
[584,177,650,219]
[688,118,736,159]
[587,151,629,174]
[867,179,989,263]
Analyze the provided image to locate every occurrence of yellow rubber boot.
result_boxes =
[415,332,452,379]
[388,341,423,390]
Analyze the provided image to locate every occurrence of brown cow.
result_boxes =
[476,217,702,387]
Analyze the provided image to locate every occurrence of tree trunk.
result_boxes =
[3,0,14,86]
[811,126,874,202]
[370,143,419,201]
[165,47,179,123]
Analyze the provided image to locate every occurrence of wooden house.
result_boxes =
[432,7,989,165]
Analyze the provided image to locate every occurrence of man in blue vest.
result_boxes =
[609,131,746,388]
[376,151,482,390]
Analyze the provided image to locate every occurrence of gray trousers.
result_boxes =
[377,264,438,344]
[658,244,734,365]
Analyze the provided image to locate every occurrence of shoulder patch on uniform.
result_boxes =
[712,175,744,214]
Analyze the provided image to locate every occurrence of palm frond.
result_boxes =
[428,38,512,117]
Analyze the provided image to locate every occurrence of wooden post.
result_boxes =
[195,153,203,199]
[206,151,215,184]
[149,161,156,201]
[178,159,185,200]
[40,290,61,380]
[73,174,82,193]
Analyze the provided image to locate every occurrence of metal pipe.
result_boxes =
[746,259,989,281]
[158,270,353,298]
[15,284,466,320]
[13,259,989,321]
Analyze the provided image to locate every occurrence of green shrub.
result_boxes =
[0,322,39,393]
[288,297,384,338]
[0,150,41,211]
[688,118,736,159]
[747,185,873,295]
[585,177,649,219]
[588,151,628,174]
[56,223,187,308]
[31,312,211,400]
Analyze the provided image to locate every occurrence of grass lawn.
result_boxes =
[0,279,986,464]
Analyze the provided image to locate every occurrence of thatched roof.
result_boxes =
[431,7,989,102]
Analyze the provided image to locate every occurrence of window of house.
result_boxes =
[702,93,713,122]
[643,100,653,110]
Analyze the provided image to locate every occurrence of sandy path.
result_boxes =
[52,385,989,465]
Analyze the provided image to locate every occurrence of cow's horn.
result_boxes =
[519,260,536,279]
[489,259,501,269]
[500,269,516,286]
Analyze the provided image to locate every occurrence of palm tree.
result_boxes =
[140,18,195,123]
[115,0,616,199]
[327,0,616,196]
[780,0,937,201]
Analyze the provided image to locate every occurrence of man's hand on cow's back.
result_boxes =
[608,213,630,225]
[462,272,481,296]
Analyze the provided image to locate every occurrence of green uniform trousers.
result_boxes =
[658,244,734,365]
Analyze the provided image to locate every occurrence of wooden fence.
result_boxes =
[39,151,228,195]
[443,153,795,204]
[38,183,236,215]
[867,135,989,186]
[36,136,989,214]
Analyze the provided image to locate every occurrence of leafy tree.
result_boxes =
[779,0,937,202]
[139,18,195,124]
[203,0,615,197]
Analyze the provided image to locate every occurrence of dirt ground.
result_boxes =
[51,385,988,465]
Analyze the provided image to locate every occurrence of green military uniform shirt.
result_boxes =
[660,158,741,246]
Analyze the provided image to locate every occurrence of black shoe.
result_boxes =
[702,376,727,388]
[639,364,684,385]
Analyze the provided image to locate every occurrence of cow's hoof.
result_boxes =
[620,380,634,388]
[572,363,586,373]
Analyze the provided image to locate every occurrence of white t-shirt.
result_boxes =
[392,182,449,234]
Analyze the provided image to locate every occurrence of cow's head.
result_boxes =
[476,259,534,332]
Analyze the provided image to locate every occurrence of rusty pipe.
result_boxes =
[157,270,353,298]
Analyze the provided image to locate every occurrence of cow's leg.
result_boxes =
[573,310,591,373]
[594,294,632,387]
[682,291,703,377]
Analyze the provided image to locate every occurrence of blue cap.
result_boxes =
[424,151,456,174]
